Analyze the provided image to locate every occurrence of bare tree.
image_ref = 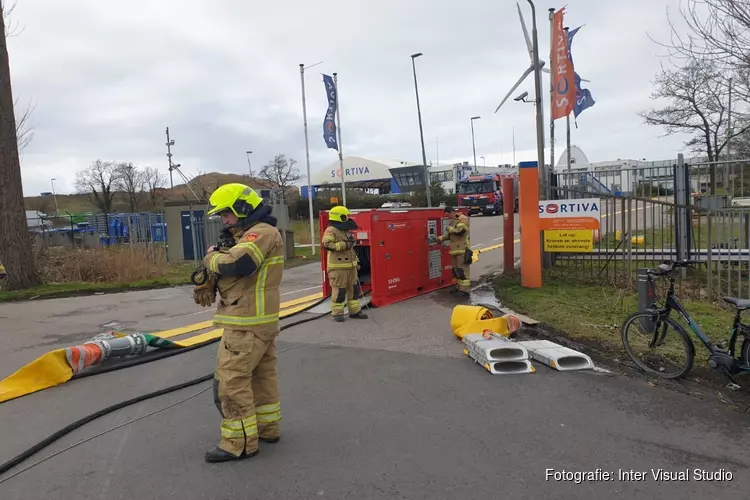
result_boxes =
[641,58,750,166]
[0,2,38,289]
[75,160,121,214]
[659,1,750,67]
[142,166,167,209]
[653,0,750,102]
[14,96,34,151]
[259,154,304,202]
[115,162,145,213]
[2,2,36,153]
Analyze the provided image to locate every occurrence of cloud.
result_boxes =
[8,0,691,196]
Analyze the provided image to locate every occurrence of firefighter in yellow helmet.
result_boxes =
[322,205,367,322]
[438,206,472,296]
[196,183,285,463]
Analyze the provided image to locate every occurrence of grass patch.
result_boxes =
[0,243,318,302]
[493,271,736,368]
[288,218,321,246]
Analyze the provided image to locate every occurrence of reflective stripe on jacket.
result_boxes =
[203,222,285,331]
[322,226,358,270]
[440,214,470,256]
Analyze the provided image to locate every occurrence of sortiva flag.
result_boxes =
[551,8,576,120]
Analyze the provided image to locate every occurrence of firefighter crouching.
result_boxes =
[193,183,285,464]
[322,206,368,322]
[439,206,472,296]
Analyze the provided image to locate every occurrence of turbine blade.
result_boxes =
[516,2,533,61]
[541,67,550,74]
[494,65,534,113]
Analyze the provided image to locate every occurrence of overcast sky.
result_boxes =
[9,0,694,196]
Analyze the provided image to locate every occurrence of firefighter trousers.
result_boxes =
[328,268,362,317]
[213,327,282,457]
[450,254,471,292]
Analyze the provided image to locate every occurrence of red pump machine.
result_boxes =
[319,207,469,308]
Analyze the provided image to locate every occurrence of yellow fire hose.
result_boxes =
[0,294,324,404]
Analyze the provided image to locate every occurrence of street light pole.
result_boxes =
[470,116,481,173]
[245,151,253,178]
[300,61,323,256]
[411,52,432,207]
[165,127,175,190]
[50,178,59,215]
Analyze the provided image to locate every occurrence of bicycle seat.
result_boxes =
[722,297,750,310]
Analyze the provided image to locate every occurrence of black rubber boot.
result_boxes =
[333,315,345,322]
[349,311,368,319]
[204,447,258,463]
[260,436,280,443]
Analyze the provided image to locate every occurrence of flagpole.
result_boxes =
[300,62,321,255]
[333,72,346,206]
[564,27,572,172]
[548,8,556,174]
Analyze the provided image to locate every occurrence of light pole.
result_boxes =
[300,61,323,255]
[480,156,486,167]
[470,116,481,173]
[50,178,59,215]
[245,151,253,178]
[410,52,432,207]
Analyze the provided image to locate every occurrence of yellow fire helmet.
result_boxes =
[207,183,263,218]
[329,205,351,222]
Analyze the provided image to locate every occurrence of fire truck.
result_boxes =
[456,173,518,216]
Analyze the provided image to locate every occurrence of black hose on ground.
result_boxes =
[73,295,329,379]
[0,309,332,477]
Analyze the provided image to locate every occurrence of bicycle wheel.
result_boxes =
[741,338,750,367]
[621,312,695,379]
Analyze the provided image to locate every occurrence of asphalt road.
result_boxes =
[1,214,748,499]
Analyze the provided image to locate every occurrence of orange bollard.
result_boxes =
[518,161,542,288]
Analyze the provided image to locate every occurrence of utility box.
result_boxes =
[319,207,469,307]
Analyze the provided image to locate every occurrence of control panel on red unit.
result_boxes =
[426,219,444,280]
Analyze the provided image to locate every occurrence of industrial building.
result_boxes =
[299,156,513,198]
[553,146,713,196]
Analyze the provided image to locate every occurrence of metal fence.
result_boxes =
[27,212,168,265]
[545,158,750,303]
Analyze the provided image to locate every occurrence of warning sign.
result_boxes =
[543,230,594,252]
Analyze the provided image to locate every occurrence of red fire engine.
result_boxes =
[456,173,518,216]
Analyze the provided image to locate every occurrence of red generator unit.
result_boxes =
[319,207,469,308]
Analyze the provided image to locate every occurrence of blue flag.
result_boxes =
[322,74,339,151]
[567,26,595,119]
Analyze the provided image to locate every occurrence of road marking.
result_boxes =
[154,291,323,338]
[493,232,521,241]
[279,291,323,308]
[472,239,522,263]
[163,299,329,346]
[281,285,321,296]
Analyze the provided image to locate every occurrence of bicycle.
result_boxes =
[620,260,750,386]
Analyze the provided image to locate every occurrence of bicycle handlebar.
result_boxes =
[646,260,700,276]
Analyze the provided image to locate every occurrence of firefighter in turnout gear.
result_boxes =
[200,183,285,464]
[439,206,472,296]
[322,206,368,322]
[0,260,6,280]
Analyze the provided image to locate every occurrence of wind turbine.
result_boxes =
[494,3,590,114]
[494,2,549,114]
